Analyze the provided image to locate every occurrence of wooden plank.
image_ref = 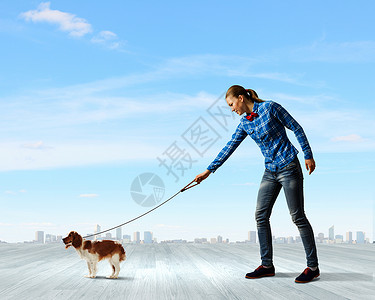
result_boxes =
[0,243,373,299]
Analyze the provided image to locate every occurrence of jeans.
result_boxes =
[255,157,319,268]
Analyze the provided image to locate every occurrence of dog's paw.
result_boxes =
[106,275,117,279]
[85,275,95,278]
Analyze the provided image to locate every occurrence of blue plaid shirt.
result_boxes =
[207,101,313,173]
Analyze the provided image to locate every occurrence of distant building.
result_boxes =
[346,231,352,244]
[116,227,122,241]
[335,235,343,243]
[356,231,365,244]
[295,236,302,243]
[194,238,208,244]
[95,224,101,240]
[318,233,324,243]
[105,233,112,239]
[45,234,57,243]
[275,237,286,244]
[329,226,334,241]
[210,238,217,244]
[86,235,94,241]
[248,231,256,243]
[287,236,294,244]
[217,235,223,243]
[45,234,52,243]
[123,235,131,243]
[134,231,140,244]
[144,231,153,244]
[35,231,44,244]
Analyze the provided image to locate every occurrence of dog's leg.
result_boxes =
[112,254,121,279]
[113,260,120,279]
[91,261,97,278]
[106,259,116,279]
[84,261,93,278]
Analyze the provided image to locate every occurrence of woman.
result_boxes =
[195,85,319,283]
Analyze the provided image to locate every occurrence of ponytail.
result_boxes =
[226,85,265,103]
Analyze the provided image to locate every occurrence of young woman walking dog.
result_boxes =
[195,85,319,283]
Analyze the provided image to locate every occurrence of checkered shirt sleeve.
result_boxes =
[271,102,313,160]
[206,123,247,173]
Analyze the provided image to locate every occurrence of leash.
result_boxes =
[82,179,200,239]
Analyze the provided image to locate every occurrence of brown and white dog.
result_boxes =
[63,231,126,279]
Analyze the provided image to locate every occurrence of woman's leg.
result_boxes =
[279,159,319,267]
[255,169,282,267]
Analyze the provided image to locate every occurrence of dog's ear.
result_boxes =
[72,232,82,248]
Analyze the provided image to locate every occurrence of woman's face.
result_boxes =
[226,95,247,115]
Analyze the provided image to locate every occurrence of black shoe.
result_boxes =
[245,265,275,279]
[295,267,320,283]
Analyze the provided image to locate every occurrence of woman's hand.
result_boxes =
[305,158,316,175]
[195,170,211,183]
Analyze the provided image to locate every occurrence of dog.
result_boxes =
[63,231,126,279]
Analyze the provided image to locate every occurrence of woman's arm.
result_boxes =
[194,123,247,183]
[195,169,211,183]
[271,102,313,160]
[271,102,316,175]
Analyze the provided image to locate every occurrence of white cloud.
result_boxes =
[331,134,365,142]
[20,2,92,37]
[21,54,286,100]
[0,140,165,171]
[1,54,374,171]
[21,141,53,150]
[0,90,219,133]
[91,30,122,50]
[79,194,99,198]
[19,3,125,50]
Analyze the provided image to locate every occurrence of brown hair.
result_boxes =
[225,85,265,103]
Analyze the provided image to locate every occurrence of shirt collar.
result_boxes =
[245,101,259,117]
[252,101,259,113]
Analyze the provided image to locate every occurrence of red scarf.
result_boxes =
[246,112,258,121]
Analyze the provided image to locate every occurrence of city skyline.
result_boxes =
[1,224,371,245]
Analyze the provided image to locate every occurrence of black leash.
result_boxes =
[82,179,199,239]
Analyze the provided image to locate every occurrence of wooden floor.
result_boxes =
[0,242,374,300]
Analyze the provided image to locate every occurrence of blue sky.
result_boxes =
[0,1,374,243]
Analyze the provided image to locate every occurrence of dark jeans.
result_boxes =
[255,157,319,268]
